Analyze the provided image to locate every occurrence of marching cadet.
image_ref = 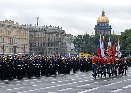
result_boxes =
[76,57,80,72]
[33,56,41,78]
[13,55,18,79]
[88,57,92,71]
[45,56,50,77]
[79,58,84,72]
[53,56,59,75]
[6,55,15,80]
[85,57,90,72]
[48,57,54,76]
[92,55,98,78]
[54,56,59,74]
[65,57,71,74]
[59,57,66,74]
[123,57,128,75]
[0,56,8,80]
[23,56,29,78]
[100,56,107,78]
[26,56,34,79]
[41,56,46,76]
[111,55,116,76]
[107,55,113,77]
[72,57,79,73]
[15,55,24,79]
[118,58,124,75]
[0,56,4,80]
[56,56,62,74]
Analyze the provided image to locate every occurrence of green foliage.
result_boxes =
[120,29,131,54]
[73,34,119,54]
[74,29,131,55]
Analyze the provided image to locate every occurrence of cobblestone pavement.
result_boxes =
[0,68,131,93]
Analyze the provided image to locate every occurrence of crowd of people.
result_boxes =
[0,55,92,80]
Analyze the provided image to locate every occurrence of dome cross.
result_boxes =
[102,10,105,16]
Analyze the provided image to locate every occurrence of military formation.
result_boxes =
[0,55,92,80]
[0,54,130,81]
[91,35,131,79]
[92,54,131,79]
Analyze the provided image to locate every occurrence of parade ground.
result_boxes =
[0,67,131,93]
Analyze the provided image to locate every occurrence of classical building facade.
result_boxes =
[0,20,29,55]
[94,10,112,35]
[29,25,66,56]
[62,34,75,56]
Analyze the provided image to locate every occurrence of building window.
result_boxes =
[48,38,50,41]
[43,43,45,47]
[48,42,50,47]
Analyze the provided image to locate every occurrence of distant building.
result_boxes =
[62,34,75,57]
[0,20,29,55]
[94,10,112,35]
[29,25,67,56]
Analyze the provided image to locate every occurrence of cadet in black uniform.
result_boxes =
[41,56,46,76]
[34,56,41,77]
[0,56,8,80]
[16,55,24,79]
[6,55,15,80]
[72,57,79,73]
[27,56,34,79]
[45,57,50,77]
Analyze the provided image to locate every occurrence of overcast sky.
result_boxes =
[0,0,131,36]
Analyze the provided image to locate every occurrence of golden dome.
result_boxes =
[97,10,109,23]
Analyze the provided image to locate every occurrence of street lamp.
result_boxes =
[13,43,17,55]
[24,45,26,55]
[33,43,36,55]
[23,44,28,55]
[0,42,6,55]
[44,28,47,56]
[2,44,5,55]
[33,30,36,56]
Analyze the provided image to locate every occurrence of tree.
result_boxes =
[120,29,131,55]
[73,33,119,55]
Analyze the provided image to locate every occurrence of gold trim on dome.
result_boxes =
[97,16,109,23]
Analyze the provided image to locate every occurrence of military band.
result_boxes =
[92,54,130,79]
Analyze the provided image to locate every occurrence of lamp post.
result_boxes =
[13,46,17,55]
[23,44,28,55]
[44,28,47,56]
[24,45,26,55]
[33,29,36,56]
[13,43,17,55]
[0,42,6,55]
[2,44,4,55]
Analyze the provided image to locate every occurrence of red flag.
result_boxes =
[107,46,111,55]
[97,47,101,57]
[112,43,117,56]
